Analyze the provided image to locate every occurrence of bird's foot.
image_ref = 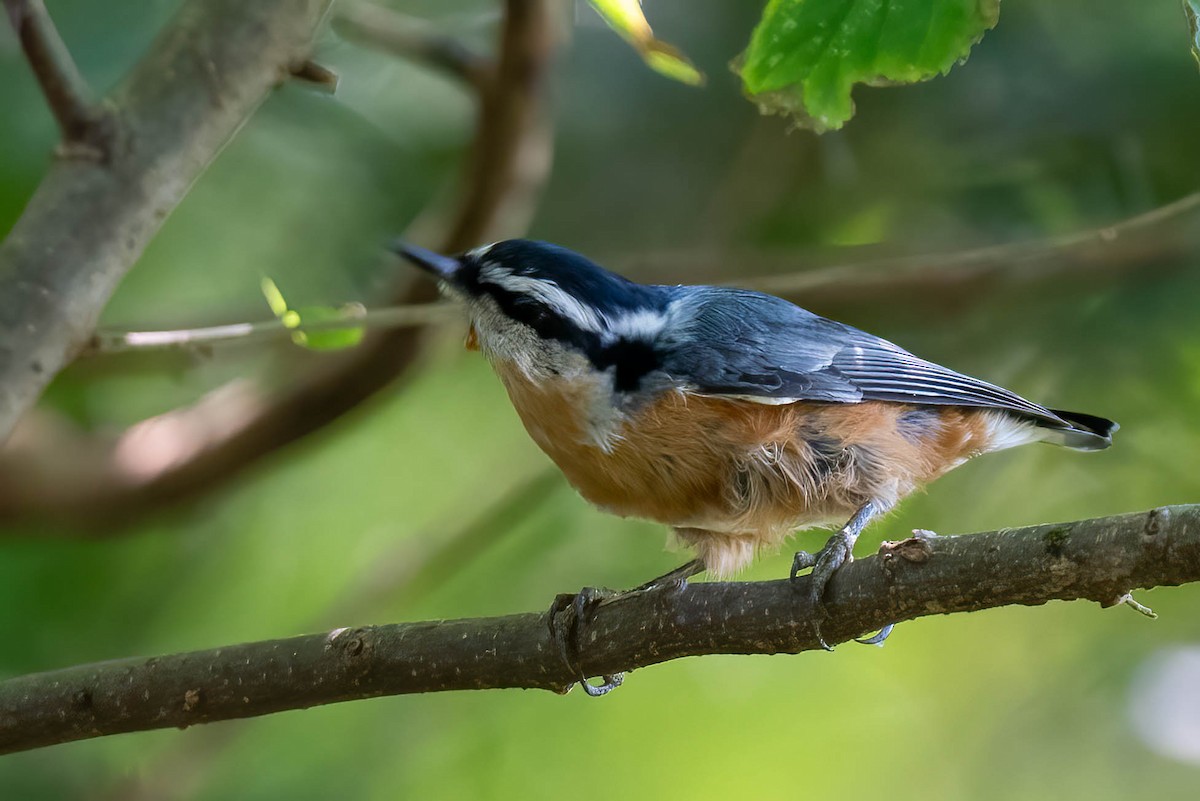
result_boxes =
[790,529,858,651]
[546,561,703,697]
[546,587,623,696]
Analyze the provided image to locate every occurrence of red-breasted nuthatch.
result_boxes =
[394,239,1116,671]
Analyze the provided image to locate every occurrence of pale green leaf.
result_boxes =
[289,306,365,351]
[589,0,705,85]
[260,278,364,351]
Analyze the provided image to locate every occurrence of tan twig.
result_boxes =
[75,189,1200,357]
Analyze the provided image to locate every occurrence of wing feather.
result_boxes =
[660,287,1067,427]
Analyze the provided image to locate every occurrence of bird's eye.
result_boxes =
[513,298,555,328]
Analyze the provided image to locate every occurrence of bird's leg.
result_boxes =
[790,501,879,650]
[546,559,705,697]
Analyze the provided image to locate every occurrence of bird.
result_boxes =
[394,238,1116,682]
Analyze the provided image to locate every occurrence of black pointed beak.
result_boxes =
[390,240,462,282]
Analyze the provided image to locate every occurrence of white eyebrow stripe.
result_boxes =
[478,267,606,333]
[478,264,669,344]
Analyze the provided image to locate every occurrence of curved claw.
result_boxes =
[854,623,895,646]
[789,549,817,580]
[579,672,624,697]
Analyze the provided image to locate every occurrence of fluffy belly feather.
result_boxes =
[493,361,995,576]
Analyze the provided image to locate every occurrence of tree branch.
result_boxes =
[334,1,493,91]
[0,0,335,444]
[2,0,107,152]
[0,505,1195,754]
[0,0,556,530]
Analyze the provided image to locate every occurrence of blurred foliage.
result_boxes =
[1,0,1200,799]
[1186,0,1200,69]
[738,0,1000,132]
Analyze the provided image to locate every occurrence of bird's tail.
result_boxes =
[1040,409,1119,451]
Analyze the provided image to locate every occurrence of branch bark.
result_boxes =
[0,504,1195,755]
[0,0,335,443]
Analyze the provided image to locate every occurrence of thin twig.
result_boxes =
[2,0,106,152]
[82,302,460,356]
[334,1,493,91]
[0,505,1194,755]
[620,191,1200,313]
[736,191,1200,300]
[288,59,339,93]
[75,189,1200,357]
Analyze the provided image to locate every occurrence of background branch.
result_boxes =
[0,185,1187,531]
[0,0,335,443]
[334,1,493,91]
[3,0,104,150]
[627,190,1200,316]
[0,0,556,530]
[0,504,1193,755]
[68,188,1200,358]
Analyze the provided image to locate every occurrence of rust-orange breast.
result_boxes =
[493,358,994,538]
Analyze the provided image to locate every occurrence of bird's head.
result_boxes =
[394,239,670,388]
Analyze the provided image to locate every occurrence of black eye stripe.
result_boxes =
[478,279,663,393]
[487,286,590,346]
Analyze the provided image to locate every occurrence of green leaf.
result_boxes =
[260,278,364,351]
[588,0,705,86]
[737,0,1001,132]
[289,306,365,351]
[1185,0,1200,70]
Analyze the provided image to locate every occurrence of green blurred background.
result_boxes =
[3,0,1200,798]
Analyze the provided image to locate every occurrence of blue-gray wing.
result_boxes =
[659,287,1064,425]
